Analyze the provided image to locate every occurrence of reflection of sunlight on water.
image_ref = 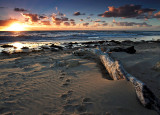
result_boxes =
[11,42,23,49]
[0,41,61,54]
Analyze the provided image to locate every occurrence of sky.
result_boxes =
[0,0,160,31]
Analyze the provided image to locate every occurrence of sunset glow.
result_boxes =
[0,0,160,31]
[5,23,26,31]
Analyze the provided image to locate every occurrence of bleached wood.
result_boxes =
[73,48,160,114]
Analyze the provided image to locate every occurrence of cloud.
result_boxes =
[71,21,76,26]
[57,12,66,17]
[14,8,27,12]
[102,23,108,26]
[52,17,62,25]
[64,22,70,26]
[94,19,106,23]
[61,17,68,21]
[22,13,39,22]
[98,4,156,19]
[0,19,18,26]
[52,15,75,26]
[39,15,48,19]
[154,11,160,19]
[80,19,84,21]
[83,23,89,27]
[73,11,85,16]
[113,21,152,27]
[70,19,75,21]
[41,21,50,25]
[87,16,91,19]
[0,7,6,9]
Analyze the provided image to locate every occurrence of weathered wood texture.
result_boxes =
[74,48,160,114]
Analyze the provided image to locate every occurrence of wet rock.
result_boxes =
[1,44,14,48]
[110,40,121,44]
[1,51,10,55]
[21,47,29,49]
[51,48,59,52]
[125,46,136,54]
[50,44,63,50]
[153,62,160,71]
[110,46,136,54]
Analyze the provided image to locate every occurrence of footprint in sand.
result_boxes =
[82,97,93,108]
[62,97,93,114]
[82,97,92,103]
[59,76,64,80]
[61,82,70,87]
[60,90,73,100]
[63,104,87,113]
[65,79,71,82]
[61,79,72,87]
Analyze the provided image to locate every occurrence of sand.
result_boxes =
[0,49,158,115]
[111,42,160,100]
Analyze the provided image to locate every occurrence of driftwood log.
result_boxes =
[74,48,160,114]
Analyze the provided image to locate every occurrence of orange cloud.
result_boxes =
[0,19,18,26]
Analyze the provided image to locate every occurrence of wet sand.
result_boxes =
[0,49,158,115]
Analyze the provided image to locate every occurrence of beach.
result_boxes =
[0,40,159,115]
[110,41,160,99]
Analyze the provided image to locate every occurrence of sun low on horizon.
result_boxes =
[5,23,27,31]
[0,0,160,31]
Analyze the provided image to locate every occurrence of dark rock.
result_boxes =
[110,46,136,54]
[1,44,14,48]
[41,46,50,49]
[50,44,63,50]
[125,46,136,54]
[21,47,29,49]
[110,40,121,44]
[51,48,59,52]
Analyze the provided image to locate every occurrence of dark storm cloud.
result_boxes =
[73,11,85,16]
[0,19,18,26]
[41,21,51,25]
[14,8,28,12]
[98,4,156,19]
[113,21,152,27]
[23,13,39,22]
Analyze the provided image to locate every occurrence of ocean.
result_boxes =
[0,30,160,53]
[0,30,160,43]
